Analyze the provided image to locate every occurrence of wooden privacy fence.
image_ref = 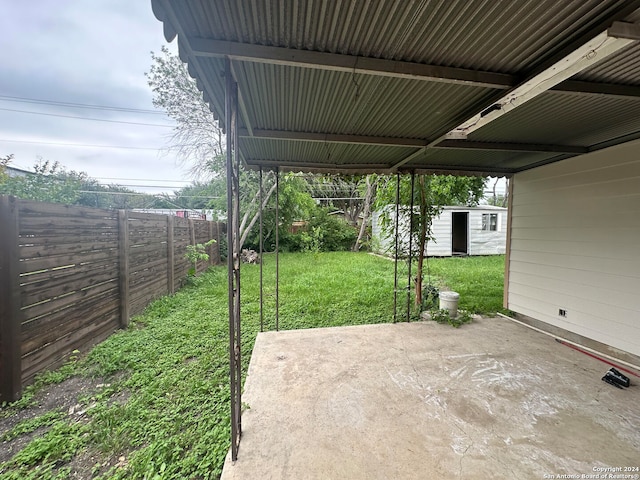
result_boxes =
[0,196,223,402]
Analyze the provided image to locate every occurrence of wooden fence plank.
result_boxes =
[129,273,165,290]
[22,315,119,383]
[189,218,196,271]
[0,196,22,402]
[129,243,168,258]
[19,248,117,274]
[20,239,119,258]
[21,267,118,306]
[129,257,168,274]
[118,210,129,328]
[208,222,215,266]
[130,260,169,282]
[128,212,172,223]
[129,231,170,245]
[19,215,117,229]
[19,231,118,245]
[167,216,175,294]
[22,301,119,354]
[21,282,119,322]
[19,259,118,286]
[18,200,118,220]
[22,290,120,335]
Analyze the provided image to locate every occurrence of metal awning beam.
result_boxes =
[445,22,640,140]
[189,37,515,89]
[435,140,589,154]
[190,37,640,98]
[551,80,640,99]
[238,128,427,147]
[239,128,586,153]
[244,159,390,172]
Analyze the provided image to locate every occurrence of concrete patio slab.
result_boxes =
[221,317,640,480]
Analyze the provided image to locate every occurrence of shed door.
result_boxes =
[451,212,469,255]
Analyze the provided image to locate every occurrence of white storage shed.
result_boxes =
[372,205,507,257]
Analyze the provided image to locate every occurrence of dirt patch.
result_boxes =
[1,377,100,434]
[0,375,127,468]
[0,425,49,464]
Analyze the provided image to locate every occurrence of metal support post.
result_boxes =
[407,171,415,322]
[393,173,400,323]
[275,168,280,331]
[225,59,242,461]
[259,167,264,332]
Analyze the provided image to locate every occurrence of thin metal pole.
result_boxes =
[224,59,240,461]
[259,167,264,332]
[407,171,415,322]
[393,173,400,323]
[275,168,280,331]
[233,88,242,439]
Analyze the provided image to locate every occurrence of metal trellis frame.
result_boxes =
[225,59,242,462]
[259,167,264,332]
[407,171,415,322]
[275,168,280,331]
[393,172,400,323]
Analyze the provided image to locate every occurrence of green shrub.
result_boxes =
[278,207,357,252]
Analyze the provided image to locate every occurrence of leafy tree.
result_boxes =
[304,173,379,251]
[0,154,12,183]
[147,47,312,247]
[486,177,509,207]
[376,174,485,307]
[0,158,87,204]
[244,173,316,250]
[305,174,366,225]
[0,155,163,208]
[147,46,225,177]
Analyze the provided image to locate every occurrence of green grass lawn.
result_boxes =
[0,252,504,479]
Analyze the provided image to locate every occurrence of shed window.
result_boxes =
[482,213,498,231]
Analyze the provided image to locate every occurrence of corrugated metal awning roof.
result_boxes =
[150,0,640,176]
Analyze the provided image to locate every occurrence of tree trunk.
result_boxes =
[501,178,509,208]
[492,177,499,206]
[353,175,375,251]
[239,181,278,247]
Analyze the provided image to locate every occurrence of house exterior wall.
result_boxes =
[507,140,640,357]
[372,206,506,257]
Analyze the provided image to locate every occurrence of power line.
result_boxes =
[0,138,162,151]
[102,184,197,189]
[0,107,174,127]
[0,94,164,115]
[94,176,192,183]
[77,190,219,199]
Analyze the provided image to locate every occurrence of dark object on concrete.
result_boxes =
[606,368,631,388]
[602,372,624,389]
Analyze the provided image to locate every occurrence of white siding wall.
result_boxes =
[426,210,452,256]
[468,210,507,255]
[508,140,640,357]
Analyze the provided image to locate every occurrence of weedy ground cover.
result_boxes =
[0,252,504,479]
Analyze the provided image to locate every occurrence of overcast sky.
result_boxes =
[0,0,192,193]
[0,1,506,198]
